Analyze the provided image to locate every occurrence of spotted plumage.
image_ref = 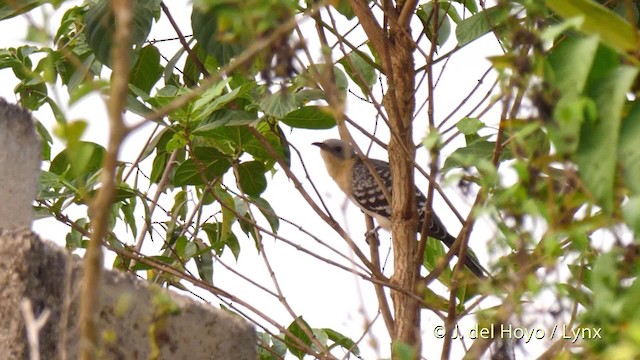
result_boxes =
[313,138,486,277]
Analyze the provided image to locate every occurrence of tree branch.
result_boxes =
[78,0,132,358]
[348,0,387,63]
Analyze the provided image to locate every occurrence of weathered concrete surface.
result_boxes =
[0,224,256,360]
[0,99,256,359]
[0,99,41,229]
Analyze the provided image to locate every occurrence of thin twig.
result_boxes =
[232,163,333,358]
[78,1,133,358]
[160,2,209,77]
[132,150,179,258]
[366,215,395,334]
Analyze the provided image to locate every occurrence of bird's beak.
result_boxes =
[312,142,326,149]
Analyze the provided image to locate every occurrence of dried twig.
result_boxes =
[20,299,51,360]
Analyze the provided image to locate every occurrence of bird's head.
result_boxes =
[312,139,356,161]
[312,139,357,192]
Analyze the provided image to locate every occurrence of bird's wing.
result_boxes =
[353,158,487,277]
[352,158,450,239]
[350,158,393,219]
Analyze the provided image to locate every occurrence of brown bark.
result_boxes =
[79,1,132,359]
[385,27,419,357]
[348,0,419,357]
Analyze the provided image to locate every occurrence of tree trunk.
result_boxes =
[348,1,419,357]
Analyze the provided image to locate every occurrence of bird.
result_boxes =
[312,138,487,278]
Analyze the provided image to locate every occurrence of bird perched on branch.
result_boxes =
[313,138,486,278]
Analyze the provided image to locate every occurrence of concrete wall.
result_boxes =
[0,229,256,360]
[0,98,40,229]
[0,99,256,359]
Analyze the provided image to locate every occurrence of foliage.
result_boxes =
[2,0,640,358]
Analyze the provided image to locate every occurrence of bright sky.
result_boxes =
[0,2,551,359]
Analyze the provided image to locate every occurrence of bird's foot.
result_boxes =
[365,226,381,246]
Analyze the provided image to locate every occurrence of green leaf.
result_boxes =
[281,106,336,129]
[442,140,510,173]
[257,332,287,360]
[285,317,312,360]
[333,0,356,19]
[131,256,175,271]
[121,195,137,237]
[540,16,585,43]
[37,171,75,201]
[166,132,187,152]
[193,125,252,155]
[244,130,284,166]
[174,236,189,258]
[251,197,279,232]
[112,185,136,201]
[215,186,236,248]
[619,103,640,195]
[192,83,253,122]
[147,86,191,122]
[171,190,188,222]
[312,328,328,347]
[422,286,450,311]
[126,92,153,117]
[65,218,87,250]
[50,141,106,182]
[339,51,377,94]
[236,161,267,197]
[422,237,452,283]
[181,44,201,86]
[69,80,109,106]
[65,54,100,94]
[83,0,157,67]
[547,36,599,96]
[149,152,168,184]
[549,94,596,155]
[293,88,325,104]
[129,44,163,93]
[422,129,442,150]
[576,66,638,214]
[302,64,348,94]
[512,122,550,158]
[546,0,639,53]
[417,3,452,46]
[452,0,478,14]
[0,0,51,20]
[191,79,230,114]
[194,238,214,283]
[327,64,348,93]
[392,342,416,360]
[191,6,243,65]
[623,195,640,236]
[323,328,360,355]
[17,81,48,110]
[590,251,618,315]
[260,91,300,119]
[223,230,240,259]
[438,1,463,23]
[455,6,508,46]
[142,127,173,159]
[456,117,484,135]
[164,45,187,85]
[173,148,232,186]
[193,110,258,134]
[35,120,53,160]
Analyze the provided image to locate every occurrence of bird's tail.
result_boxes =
[441,233,487,278]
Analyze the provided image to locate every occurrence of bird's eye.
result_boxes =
[333,145,342,152]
